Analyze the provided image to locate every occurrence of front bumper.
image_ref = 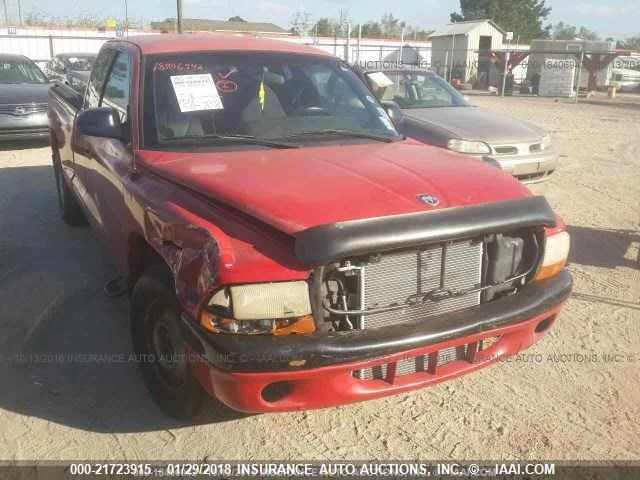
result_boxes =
[0,127,49,141]
[0,113,49,141]
[493,149,559,182]
[182,270,572,412]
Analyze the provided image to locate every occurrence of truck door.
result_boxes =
[73,47,133,266]
[72,47,116,219]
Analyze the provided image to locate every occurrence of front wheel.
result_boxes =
[130,265,207,420]
[52,147,85,226]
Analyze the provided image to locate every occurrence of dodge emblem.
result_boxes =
[417,194,439,207]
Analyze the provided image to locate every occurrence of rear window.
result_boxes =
[0,58,47,84]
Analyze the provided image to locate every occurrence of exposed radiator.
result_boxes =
[360,239,484,330]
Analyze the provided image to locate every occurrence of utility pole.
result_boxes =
[399,26,405,68]
[124,0,128,37]
[17,0,22,25]
[2,0,9,27]
[345,22,351,63]
[176,0,183,33]
[356,24,361,64]
[449,34,455,82]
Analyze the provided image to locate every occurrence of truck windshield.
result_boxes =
[0,58,48,84]
[368,70,470,109]
[144,53,400,149]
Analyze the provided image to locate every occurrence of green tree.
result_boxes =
[553,22,599,40]
[406,24,434,41]
[576,26,599,40]
[551,21,576,40]
[312,17,332,36]
[228,16,246,22]
[450,0,552,41]
[24,11,139,28]
[618,36,640,50]
[290,11,311,36]
[380,13,402,38]
[360,21,383,38]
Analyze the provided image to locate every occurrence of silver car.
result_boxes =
[0,54,51,141]
[360,68,559,183]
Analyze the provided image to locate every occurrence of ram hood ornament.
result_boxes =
[417,194,440,207]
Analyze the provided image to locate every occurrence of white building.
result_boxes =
[429,19,505,84]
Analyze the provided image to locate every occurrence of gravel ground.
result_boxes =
[0,94,638,461]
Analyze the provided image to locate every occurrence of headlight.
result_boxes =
[199,281,316,335]
[535,231,570,281]
[447,139,491,155]
[541,134,552,150]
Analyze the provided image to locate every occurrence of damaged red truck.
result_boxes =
[48,35,572,419]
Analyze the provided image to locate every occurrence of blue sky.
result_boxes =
[12,0,640,40]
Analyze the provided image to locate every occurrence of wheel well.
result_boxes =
[127,233,172,291]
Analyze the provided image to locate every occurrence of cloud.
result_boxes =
[573,2,640,17]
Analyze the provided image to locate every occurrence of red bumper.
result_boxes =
[189,305,562,413]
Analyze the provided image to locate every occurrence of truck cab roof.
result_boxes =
[117,34,330,57]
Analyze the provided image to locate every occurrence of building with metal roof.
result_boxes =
[429,19,505,38]
[429,19,506,85]
[150,18,289,36]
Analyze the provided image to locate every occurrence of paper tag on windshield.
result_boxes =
[368,71,394,88]
[170,74,223,112]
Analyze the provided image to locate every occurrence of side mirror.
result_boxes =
[77,107,123,140]
[381,101,404,126]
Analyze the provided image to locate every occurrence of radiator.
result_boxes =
[360,239,484,330]
[356,239,484,380]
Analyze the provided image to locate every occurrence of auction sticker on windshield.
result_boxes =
[170,74,224,112]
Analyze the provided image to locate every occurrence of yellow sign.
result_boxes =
[106,19,117,28]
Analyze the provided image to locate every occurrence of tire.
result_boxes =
[52,147,86,226]
[130,264,207,420]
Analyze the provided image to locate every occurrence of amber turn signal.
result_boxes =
[199,310,316,336]
[534,259,567,281]
[272,315,316,336]
[535,231,570,281]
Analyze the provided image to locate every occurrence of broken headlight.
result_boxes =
[199,281,316,335]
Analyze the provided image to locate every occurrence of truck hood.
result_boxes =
[138,141,531,235]
[404,106,546,144]
[0,83,51,105]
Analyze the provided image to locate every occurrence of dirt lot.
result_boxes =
[0,94,638,461]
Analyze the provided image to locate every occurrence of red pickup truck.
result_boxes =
[48,35,572,419]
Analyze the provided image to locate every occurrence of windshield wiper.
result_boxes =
[282,129,397,143]
[161,134,299,149]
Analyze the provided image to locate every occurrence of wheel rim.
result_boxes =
[146,302,188,389]
[152,322,177,371]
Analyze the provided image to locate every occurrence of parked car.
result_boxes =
[356,68,559,183]
[49,35,571,418]
[0,54,51,141]
[45,52,95,93]
[610,68,640,92]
